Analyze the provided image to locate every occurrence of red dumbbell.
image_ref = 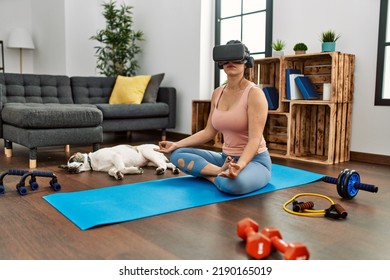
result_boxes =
[261,227,310,260]
[237,218,272,259]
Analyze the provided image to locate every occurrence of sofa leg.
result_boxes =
[64,145,70,153]
[29,159,37,169]
[4,149,12,157]
[4,140,13,157]
[29,148,37,169]
[93,143,100,152]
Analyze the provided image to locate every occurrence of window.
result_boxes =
[375,0,390,105]
[215,0,273,87]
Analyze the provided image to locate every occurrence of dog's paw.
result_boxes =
[155,167,166,175]
[115,171,124,180]
[172,168,181,175]
[137,168,144,174]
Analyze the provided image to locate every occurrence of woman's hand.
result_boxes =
[155,141,178,154]
[218,161,243,179]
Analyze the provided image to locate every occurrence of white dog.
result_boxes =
[61,144,180,179]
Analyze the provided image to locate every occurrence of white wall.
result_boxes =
[0,0,389,156]
[31,0,66,74]
[129,0,214,134]
[129,0,200,135]
[273,0,389,156]
[0,0,34,73]
[64,0,102,76]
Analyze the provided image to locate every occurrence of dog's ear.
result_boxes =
[69,152,84,163]
[58,164,69,169]
[69,154,77,163]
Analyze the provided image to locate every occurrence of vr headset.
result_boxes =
[213,43,254,69]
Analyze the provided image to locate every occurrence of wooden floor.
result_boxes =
[0,131,389,260]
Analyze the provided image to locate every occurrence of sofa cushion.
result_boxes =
[2,103,102,128]
[109,75,151,105]
[71,76,116,104]
[0,73,74,104]
[96,103,169,119]
[142,73,165,103]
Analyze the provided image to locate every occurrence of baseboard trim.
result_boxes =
[350,151,390,166]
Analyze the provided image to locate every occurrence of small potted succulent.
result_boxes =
[272,39,286,56]
[321,30,341,52]
[293,43,308,55]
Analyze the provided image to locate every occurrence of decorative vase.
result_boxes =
[295,50,306,55]
[273,50,284,57]
[322,42,335,52]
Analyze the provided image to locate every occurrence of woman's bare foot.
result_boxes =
[220,156,234,172]
[198,156,235,179]
[219,162,241,178]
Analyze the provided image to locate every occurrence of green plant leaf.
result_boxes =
[321,30,341,42]
[272,39,286,51]
[90,0,144,76]
[293,43,308,51]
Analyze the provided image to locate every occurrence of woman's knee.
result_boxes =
[170,149,201,176]
[171,149,191,168]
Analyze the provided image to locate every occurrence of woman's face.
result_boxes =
[222,61,245,76]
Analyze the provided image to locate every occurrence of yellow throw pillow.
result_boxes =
[109,75,152,104]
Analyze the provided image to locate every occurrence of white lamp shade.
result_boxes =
[8,28,35,49]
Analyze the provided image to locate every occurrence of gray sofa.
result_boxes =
[0,73,176,168]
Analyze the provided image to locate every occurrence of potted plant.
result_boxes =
[272,39,286,56]
[321,30,340,52]
[293,43,308,55]
[90,0,144,76]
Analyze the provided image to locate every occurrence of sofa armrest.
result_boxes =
[156,87,176,129]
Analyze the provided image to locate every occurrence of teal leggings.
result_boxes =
[170,148,272,195]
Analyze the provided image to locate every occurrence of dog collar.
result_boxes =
[87,154,93,171]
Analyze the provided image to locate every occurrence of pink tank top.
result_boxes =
[211,82,267,156]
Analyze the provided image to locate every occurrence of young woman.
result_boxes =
[156,40,271,195]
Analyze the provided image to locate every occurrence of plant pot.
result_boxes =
[322,42,335,52]
[273,50,284,57]
[295,50,306,55]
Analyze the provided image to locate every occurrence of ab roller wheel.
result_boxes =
[0,169,61,196]
[322,169,378,199]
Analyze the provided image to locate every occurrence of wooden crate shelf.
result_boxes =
[253,52,355,164]
[192,100,222,148]
[280,52,355,103]
[264,112,289,157]
[288,101,352,164]
[289,102,336,164]
[250,57,288,113]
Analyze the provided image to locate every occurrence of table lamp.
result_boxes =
[7,27,35,73]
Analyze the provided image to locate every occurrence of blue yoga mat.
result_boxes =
[43,164,323,230]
